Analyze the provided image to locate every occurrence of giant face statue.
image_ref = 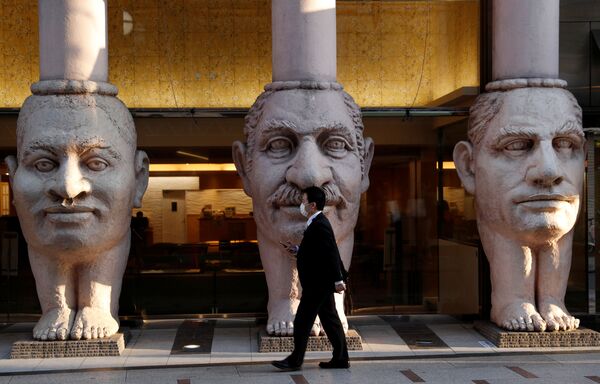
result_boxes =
[453,86,584,332]
[6,91,149,341]
[233,84,374,335]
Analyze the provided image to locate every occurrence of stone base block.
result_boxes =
[10,329,131,359]
[474,320,600,348]
[258,329,362,353]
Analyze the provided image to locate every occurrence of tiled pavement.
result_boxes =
[0,315,600,383]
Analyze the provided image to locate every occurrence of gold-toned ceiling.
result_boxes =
[0,0,479,108]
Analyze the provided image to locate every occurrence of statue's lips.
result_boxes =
[514,194,576,210]
[44,206,96,223]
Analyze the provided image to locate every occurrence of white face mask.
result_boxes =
[299,202,308,218]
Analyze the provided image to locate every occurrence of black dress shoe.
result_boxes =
[272,359,301,371]
[319,360,350,369]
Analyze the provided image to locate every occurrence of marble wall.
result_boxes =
[0,0,479,108]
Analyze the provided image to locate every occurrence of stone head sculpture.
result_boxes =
[453,79,584,332]
[233,81,374,335]
[6,80,149,340]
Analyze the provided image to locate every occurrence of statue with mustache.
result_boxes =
[233,81,374,336]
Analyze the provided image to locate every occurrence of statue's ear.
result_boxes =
[360,137,374,193]
[5,156,17,185]
[232,141,252,197]
[453,141,475,195]
[133,150,149,208]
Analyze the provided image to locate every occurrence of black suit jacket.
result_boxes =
[296,212,348,294]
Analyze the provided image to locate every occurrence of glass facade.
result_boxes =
[7,0,595,322]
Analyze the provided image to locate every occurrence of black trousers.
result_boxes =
[288,289,349,366]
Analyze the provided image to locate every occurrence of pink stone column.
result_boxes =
[38,0,108,81]
[271,0,336,82]
[492,0,559,80]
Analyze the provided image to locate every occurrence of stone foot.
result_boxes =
[492,301,546,332]
[311,317,323,336]
[70,307,119,340]
[33,307,74,341]
[538,298,580,331]
[267,298,299,336]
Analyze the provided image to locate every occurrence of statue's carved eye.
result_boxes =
[323,137,350,157]
[33,159,56,172]
[504,139,532,152]
[86,158,109,171]
[554,138,574,150]
[266,137,293,158]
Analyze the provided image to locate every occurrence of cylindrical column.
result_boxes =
[492,0,559,80]
[272,0,336,82]
[38,0,108,82]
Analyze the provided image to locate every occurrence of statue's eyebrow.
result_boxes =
[256,120,298,147]
[317,123,355,147]
[21,140,122,161]
[487,125,537,150]
[556,120,585,138]
[22,143,58,157]
[495,125,538,140]
[261,119,297,133]
[75,142,122,161]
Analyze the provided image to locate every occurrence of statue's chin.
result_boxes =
[500,217,574,244]
[258,220,306,244]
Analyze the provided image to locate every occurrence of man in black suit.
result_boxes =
[272,186,350,371]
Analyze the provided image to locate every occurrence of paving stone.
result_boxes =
[257,329,362,353]
[474,321,600,348]
[10,330,131,359]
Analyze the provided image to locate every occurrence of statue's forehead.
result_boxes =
[489,92,579,132]
[26,105,110,127]
[259,90,353,130]
[500,89,575,117]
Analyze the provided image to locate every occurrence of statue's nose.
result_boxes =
[47,156,91,201]
[285,138,333,189]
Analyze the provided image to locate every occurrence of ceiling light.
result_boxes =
[183,344,200,349]
[435,161,456,170]
[176,150,209,161]
[149,163,237,172]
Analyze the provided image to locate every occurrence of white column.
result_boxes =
[492,0,559,80]
[38,0,108,82]
[271,0,336,82]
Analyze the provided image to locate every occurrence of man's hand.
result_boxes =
[280,241,299,255]
[335,281,346,293]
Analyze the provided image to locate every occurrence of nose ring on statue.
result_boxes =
[61,198,74,208]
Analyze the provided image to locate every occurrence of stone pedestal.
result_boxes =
[10,329,131,359]
[258,329,362,353]
[474,321,600,348]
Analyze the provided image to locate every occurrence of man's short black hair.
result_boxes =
[303,186,326,211]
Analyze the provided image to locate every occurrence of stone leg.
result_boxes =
[260,242,301,336]
[334,292,348,334]
[70,241,129,340]
[537,231,580,331]
[28,251,76,341]
[481,229,545,331]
